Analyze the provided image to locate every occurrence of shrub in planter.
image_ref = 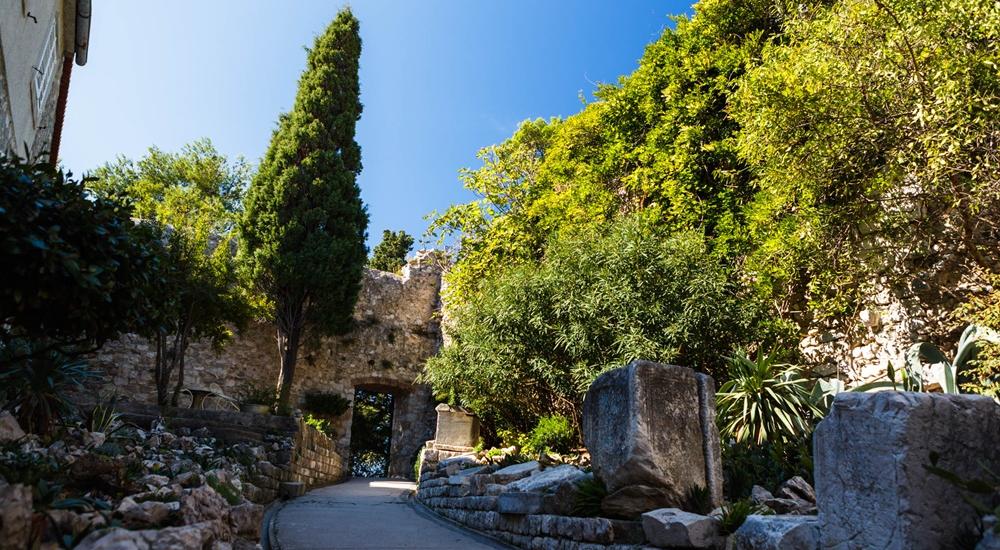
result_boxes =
[302,392,351,417]
[236,382,274,414]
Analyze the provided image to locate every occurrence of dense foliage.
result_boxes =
[424,217,782,432]
[0,159,162,362]
[240,9,369,411]
[368,229,414,273]
[426,0,1000,438]
[89,140,249,406]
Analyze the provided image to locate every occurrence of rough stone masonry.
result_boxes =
[90,251,446,478]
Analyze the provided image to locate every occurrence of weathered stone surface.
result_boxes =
[815,392,1000,550]
[181,485,230,527]
[776,476,815,505]
[493,460,540,483]
[76,520,220,549]
[434,403,480,450]
[439,454,478,474]
[0,482,32,550]
[505,464,586,494]
[0,411,25,443]
[117,496,180,527]
[498,492,545,514]
[602,484,673,519]
[448,466,484,485]
[642,508,720,548]
[582,361,723,513]
[751,485,774,505]
[732,515,819,550]
[228,502,263,537]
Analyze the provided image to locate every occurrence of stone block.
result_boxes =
[0,483,32,550]
[0,411,25,443]
[642,508,720,548]
[279,481,306,499]
[505,464,587,494]
[434,403,480,449]
[498,492,545,514]
[814,392,1000,549]
[582,361,723,516]
[493,460,540,483]
[731,515,818,550]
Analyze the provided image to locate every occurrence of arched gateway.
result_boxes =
[93,251,446,480]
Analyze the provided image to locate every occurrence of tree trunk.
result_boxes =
[154,331,168,406]
[170,331,190,407]
[275,322,302,413]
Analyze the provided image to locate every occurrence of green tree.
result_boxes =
[89,140,249,406]
[368,229,414,273]
[424,216,783,433]
[240,9,369,411]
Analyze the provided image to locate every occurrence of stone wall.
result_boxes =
[799,263,992,386]
[91,251,446,479]
[116,402,346,503]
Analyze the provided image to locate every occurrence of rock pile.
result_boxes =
[0,415,268,549]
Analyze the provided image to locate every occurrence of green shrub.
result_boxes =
[716,351,820,446]
[0,344,97,436]
[206,473,242,505]
[719,498,770,535]
[571,477,607,517]
[304,413,336,438]
[525,415,576,455]
[302,392,351,417]
[236,382,275,407]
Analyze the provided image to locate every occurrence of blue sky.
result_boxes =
[61,1,688,250]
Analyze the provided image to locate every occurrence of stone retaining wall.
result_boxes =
[117,403,346,504]
[416,453,645,549]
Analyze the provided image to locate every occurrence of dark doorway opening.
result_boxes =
[349,389,394,477]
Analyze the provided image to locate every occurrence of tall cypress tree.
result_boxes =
[240,8,368,411]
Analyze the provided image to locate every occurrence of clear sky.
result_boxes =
[61,1,689,250]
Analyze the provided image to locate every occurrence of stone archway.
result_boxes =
[349,376,436,479]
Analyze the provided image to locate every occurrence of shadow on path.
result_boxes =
[269,478,507,549]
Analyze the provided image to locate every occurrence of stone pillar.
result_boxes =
[432,403,480,452]
[814,391,1000,549]
[582,360,723,518]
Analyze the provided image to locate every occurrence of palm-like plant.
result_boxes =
[906,324,1000,394]
[717,351,821,446]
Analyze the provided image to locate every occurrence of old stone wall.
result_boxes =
[91,251,445,479]
[799,262,992,386]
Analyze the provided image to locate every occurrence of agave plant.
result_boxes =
[717,351,822,446]
[907,324,1000,394]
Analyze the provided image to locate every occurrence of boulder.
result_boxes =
[76,520,219,550]
[761,497,815,516]
[0,411,25,443]
[279,481,306,499]
[492,461,540,484]
[227,502,263,538]
[582,361,723,514]
[504,464,586,494]
[181,485,230,527]
[116,497,180,527]
[751,485,774,505]
[602,484,675,519]
[815,392,1000,550]
[642,508,721,548]
[0,482,32,550]
[775,476,815,504]
[731,515,819,550]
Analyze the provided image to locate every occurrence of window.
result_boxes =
[33,19,57,115]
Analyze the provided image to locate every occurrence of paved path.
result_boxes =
[269,479,506,549]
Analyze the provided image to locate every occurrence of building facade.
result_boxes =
[0,0,90,162]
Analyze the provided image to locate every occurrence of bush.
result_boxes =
[0,343,97,436]
[304,413,336,438]
[525,415,576,455]
[716,351,820,446]
[424,216,787,434]
[719,498,771,535]
[0,157,164,364]
[302,392,351,417]
[236,382,275,407]
[571,477,607,517]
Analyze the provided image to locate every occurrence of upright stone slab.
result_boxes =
[815,392,1000,549]
[433,404,480,451]
[582,360,723,517]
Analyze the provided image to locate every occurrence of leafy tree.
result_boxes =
[240,9,369,411]
[0,158,163,363]
[89,140,249,406]
[0,158,164,434]
[423,216,784,433]
[732,0,1000,319]
[368,230,414,273]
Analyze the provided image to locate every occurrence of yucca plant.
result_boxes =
[717,351,821,446]
[907,324,1000,394]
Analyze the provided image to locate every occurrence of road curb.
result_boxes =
[406,491,514,549]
